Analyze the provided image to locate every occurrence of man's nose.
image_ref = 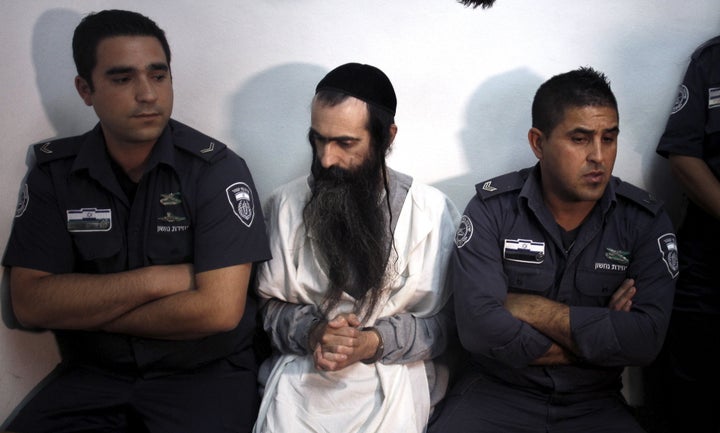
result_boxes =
[587,139,604,164]
[135,76,158,103]
[319,142,341,168]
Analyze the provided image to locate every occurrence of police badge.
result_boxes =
[455,215,474,248]
[15,183,29,218]
[226,182,254,227]
[657,233,679,279]
[671,84,689,114]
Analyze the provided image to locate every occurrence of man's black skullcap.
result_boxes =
[315,63,397,115]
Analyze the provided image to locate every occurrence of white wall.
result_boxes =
[1,0,718,422]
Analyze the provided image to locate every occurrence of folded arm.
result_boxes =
[506,279,636,364]
[101,263,252,339]
[10,264,194,330]
[12,263,252,340]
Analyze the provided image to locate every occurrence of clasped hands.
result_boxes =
[308,313,380,372]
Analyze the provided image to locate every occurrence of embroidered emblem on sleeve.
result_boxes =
[226,182,255,227]
[66,208,112,232]
[657,233,679,278]
[671,85,689,114]
[455,215,473,248]
[14,183,29,218]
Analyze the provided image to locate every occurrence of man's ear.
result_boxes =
[75,76,93,106]
[384,123,398,154]
[528,127,544,160]
[388,124,398,144]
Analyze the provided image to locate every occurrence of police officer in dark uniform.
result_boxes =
[654,35,720,433]
[429,67,677,433]
[2,10,270,433]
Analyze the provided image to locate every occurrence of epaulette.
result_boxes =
[169,119,228,163]
[691,35,720,61]
[475,169,526,201]
[615,180,663,216]
[33,136,82,165]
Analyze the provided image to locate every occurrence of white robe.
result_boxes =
[254,175,458,433]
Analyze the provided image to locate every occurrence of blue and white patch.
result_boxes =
[226,182,254,227]
[67,208,112,232]
[504,239,545,264]
[657,233,679,279]
[455,215,473,248]
[671,85,689,114]
[709,87,720,109]
[14,183,29,218]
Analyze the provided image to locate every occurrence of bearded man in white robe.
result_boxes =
[252,63,460,433]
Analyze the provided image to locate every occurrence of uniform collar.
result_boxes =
[70,122,176,204]
[71,121,177,176]
[520,163,618,221]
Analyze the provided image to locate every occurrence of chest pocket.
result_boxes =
[72,231,123,273]
[504,262,555,295]
[147,226,194,265]
[575,269,626,307]
[708,108,720,134]
[147,187,194,265]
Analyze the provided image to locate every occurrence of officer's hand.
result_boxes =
[609,278,636,312]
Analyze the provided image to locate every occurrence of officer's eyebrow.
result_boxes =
[105,63,169,76]
[569,126,620,135]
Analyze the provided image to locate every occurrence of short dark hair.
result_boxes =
[72,9,171,90]
[531,67,618,135]
[311,90,396,157]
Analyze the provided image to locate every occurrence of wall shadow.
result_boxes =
[228,63,327,204]
[433,68,543,209]
[2,8,90,329]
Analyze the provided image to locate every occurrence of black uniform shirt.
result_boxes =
[453,165,677,393]
[3,119,271,376]
[656,35,720,312]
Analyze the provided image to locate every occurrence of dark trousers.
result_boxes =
[428,373,644,433]
[644,310,720,433]
[3,359,258,433]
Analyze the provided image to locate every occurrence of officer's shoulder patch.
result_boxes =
[615,181,663,215]
[455,215,473,248]
[33,137,82,164]
[475,170,525,201]
[658,233,679,279]
[170,120,228,162]
[226,182,255,227]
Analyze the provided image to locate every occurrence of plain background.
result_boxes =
[1,0,718,422]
